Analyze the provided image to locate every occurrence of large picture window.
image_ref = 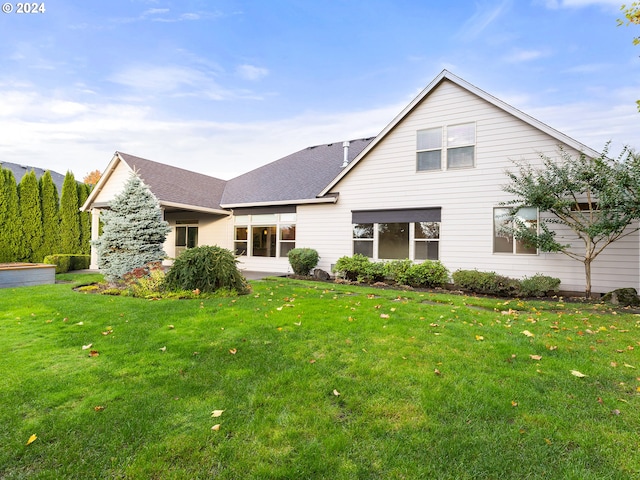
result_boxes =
[493,207,538,254]
[351,208,441,261]
[234,212,296,257]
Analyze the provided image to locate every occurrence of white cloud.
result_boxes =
[458,0,512,40]
[142,8,169,16]
[503,48,548,63]
[236,64,269,81]
[538,0,623,10]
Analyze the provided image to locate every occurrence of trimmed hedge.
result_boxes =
[43,254,91,273]
[452,269,560,298]
[333,255,449,288]
[334,254,386,283]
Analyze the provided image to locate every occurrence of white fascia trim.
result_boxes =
[221,196,338,209]
[161,201,231,215]
[80,152,123,212]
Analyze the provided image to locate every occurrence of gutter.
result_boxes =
[221,194,338,209]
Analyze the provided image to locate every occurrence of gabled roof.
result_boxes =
[0,161,66,193]
[82,152,229,215]
[220,137,374,208]
[319,69,601,196]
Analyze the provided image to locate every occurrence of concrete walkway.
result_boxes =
[241,271,287,280]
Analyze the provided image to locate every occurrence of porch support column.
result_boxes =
[90,208,100,270]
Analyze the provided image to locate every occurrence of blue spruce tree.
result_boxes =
[94,173,170,281]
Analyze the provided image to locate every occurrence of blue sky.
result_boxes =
[0,0,637,180]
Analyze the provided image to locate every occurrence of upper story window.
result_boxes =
[416,127,442,171]
[417,122,475,171]
[446,123,475,169]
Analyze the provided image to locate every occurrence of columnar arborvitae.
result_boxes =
[78,182,91,254]
[59,171,81,254]
[18,170,44,262]
[0,168,23,262]
[94,173,170,281]
[39,171,61,260]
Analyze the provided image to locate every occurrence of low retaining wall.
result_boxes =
[0,263,56,288]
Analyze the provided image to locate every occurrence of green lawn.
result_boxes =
[1,274,639,479]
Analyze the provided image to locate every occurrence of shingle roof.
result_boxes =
[117,152,227,211]
[0,161,66,193]
[221,137,375,206]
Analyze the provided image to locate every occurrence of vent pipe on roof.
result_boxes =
[341,141,350,167]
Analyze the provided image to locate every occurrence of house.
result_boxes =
[82,70,639,295]
[1,161,66,193]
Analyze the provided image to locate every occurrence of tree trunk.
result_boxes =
[584,259,592,299]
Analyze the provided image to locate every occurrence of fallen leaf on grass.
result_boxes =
[168,325,175,329]
[94,406,105,411]
[229,348,237,355]
[211,424,221,431]
[159,346,166,352]
[521,330,535,338]
[511,401,518,407]
[82,344,92,350]
[624,363,636,369]
[571,370,587,378]
[434,368,441,375]
[333,389,340,397]
[475,335,484,341]
[380,314,390,319]
[26,434,37,446]
[89,350,99,357]
[529,354,543,361]
[211,410,224,418]
[612,409,621,416]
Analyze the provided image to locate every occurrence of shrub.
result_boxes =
[334,254,373,281]
[122,262,166,298]
[44,254,90,273]
[407,260,450,288]
[334,254,386,283]
[520,274,561,298]
[287,248,319,276]
[363,261,386,283]
[164,246,249,295]
[452,269,521,296]
[384,259,414,285]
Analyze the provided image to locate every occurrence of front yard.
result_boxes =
[1,274,638,479]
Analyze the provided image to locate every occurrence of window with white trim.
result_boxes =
[416,127,442,171]
[234,213,296,257]
[351,209,441,261]
[446,123,475,169]
[493,207,538,254]
[175,220,198,257]
[417,122,475,171]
